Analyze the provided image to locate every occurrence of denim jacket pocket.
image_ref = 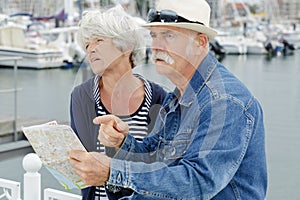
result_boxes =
[164,139,190,160]
[173,128,194,140]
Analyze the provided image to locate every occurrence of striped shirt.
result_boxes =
[93,74,153,199]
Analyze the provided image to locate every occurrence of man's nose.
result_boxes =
[151,37,165,50]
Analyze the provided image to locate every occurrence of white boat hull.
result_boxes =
[246,44,268,55]
[0,24,65,69]
[215,35,247,55]
[0,46,64,69]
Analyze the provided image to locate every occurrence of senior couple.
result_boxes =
[69,0,268,199]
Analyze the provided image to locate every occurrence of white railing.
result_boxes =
[0,56,22,142]
[44,189,81,200]
[0,153,82,200]
[0,178,21,200]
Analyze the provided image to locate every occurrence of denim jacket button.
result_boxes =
[171,147,176,156]
[117,173,122,183]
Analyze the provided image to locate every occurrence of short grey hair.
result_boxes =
[77,5,146,67]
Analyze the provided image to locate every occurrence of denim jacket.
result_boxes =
[106,53,267,200]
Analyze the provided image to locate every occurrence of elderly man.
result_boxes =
[69,0,268,199]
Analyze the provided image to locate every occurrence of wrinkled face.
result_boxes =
[86,37,123,75]
[149,26,199,78]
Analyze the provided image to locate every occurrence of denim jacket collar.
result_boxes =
[178,52,218,107]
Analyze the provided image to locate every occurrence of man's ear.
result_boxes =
[195,33,209,47]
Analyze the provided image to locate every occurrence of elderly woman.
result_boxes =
[70,5,166,199]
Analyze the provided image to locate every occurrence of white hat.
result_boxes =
[143,0,217,40]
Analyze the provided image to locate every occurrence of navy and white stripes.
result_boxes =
[93,74,153,199]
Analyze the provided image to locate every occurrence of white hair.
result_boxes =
[77,5,146,67]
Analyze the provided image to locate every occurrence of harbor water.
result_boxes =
[1,51,300,199]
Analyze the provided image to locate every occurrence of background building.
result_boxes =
[1,0,299,25]
[278,0,300,20]
[0,0,64,16]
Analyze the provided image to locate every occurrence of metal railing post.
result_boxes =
[1,153,83,199]
[13,59,18,141]
[22,153,42,200]
[0,56,22,141]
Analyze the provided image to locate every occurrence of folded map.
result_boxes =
[22,121,88,190]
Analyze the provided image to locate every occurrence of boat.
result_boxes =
[215,34,247,55]
[243,29,268,55]
[0,23,65,69]
[245,41,268,54]
[280,29,300,50]
[39,26,86,68]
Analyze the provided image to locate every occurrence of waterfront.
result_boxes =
[1,50,300,199]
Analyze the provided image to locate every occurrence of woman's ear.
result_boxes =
[123,50,132,57]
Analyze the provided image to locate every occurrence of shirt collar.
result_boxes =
[178,52,218,107]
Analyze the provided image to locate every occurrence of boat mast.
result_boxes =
[64,0,74,25]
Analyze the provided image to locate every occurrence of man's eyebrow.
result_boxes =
[162,30,175,35]
[150,30,174,35]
